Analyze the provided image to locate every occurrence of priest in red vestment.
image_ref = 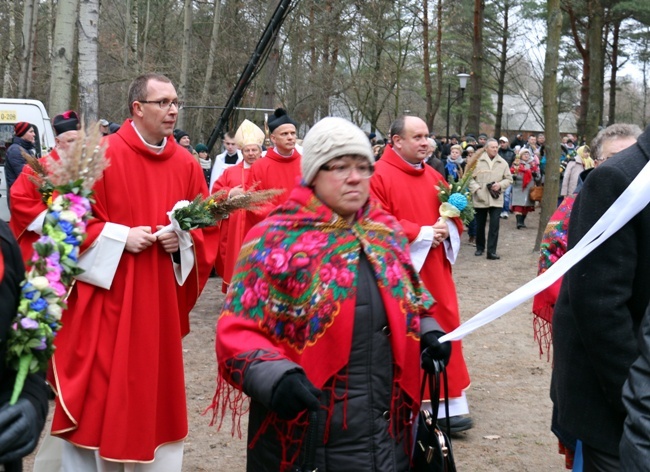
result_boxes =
[246,108,302,232]
[370,116,473,433]
[211,119,264,293]
[48,74,219,470]
[9,110,81,264]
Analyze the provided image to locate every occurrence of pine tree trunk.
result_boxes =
[195,0,222,142]
[494,1,510,138]
[607,20,620,126]
[434,0,443,131]
[177,0,193,130]
[536,0,562,251]
[467,0,484,136]
[423,0,434,130]
[78,0,100,125]
[585,0,604,144]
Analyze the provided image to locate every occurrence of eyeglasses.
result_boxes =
[139,99,184,110]
[319,162,374,180]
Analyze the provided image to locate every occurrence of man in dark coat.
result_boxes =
[0,220,49,470]
[551,124,650,471]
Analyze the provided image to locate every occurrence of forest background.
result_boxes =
[3,0,650,245]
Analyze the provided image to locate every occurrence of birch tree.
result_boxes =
[50,0,79,113]
[78,0,100,124]
[2,2,16,96]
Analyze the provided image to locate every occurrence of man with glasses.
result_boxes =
[370,115,473,433]
[48,73,218,471]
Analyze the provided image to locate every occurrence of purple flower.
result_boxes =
[33,338,48,350]
[20,318,40,330]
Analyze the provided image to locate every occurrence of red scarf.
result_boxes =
[210,185,432,468]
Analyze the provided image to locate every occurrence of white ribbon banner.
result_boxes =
[440,158,650,343]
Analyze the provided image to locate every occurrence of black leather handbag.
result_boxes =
[411,360,457,472]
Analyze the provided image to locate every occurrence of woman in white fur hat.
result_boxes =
[211,117,451,472]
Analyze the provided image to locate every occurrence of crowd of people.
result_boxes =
[1,71,650,472]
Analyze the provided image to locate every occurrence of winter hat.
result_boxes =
[173,129,189,142]
[195,143,209,153]
[268,108,297,133]
[53,110,80,136]
[499,136,509,143]
[301,117,374,185]
[14,122,31,137]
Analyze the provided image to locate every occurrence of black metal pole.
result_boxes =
[205,0,297,153]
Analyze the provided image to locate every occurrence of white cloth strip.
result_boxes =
[440,159,650,343]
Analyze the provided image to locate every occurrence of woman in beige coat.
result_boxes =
[468,139,513,259]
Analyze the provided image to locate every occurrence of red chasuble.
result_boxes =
[245,147,302,232]
[211,162,251,293]
[49,120,219,462]
[8,150,57,265]
[370,144,470,398]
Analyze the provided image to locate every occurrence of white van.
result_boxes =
[0,98,56,221]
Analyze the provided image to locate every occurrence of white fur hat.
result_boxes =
[301,117,374,185]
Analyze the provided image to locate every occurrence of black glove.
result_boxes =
[421,330,452,373]
[487,183,501,199]
[270,371,321,420]
[0,398,40,463]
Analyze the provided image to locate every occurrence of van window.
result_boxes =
[0,123,43,164]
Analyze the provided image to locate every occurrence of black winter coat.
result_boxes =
[245,255,411,472]
[550,125,650,456]
[620,302,650,470]
[4,137,36,208]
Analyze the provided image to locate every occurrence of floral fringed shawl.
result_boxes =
[533,195,575,360]
[209,184,432,468]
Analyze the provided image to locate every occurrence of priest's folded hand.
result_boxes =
[270,371,321,420]
[421,330,452,373]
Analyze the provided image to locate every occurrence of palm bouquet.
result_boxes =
[436,152,478,226]
[153,186,283,237]
[7,124,108,404]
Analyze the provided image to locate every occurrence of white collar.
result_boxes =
[131,121,167,154]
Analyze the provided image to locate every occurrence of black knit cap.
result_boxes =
[52,110,80,136]
[173,129,189,142]
[268,108,297,133]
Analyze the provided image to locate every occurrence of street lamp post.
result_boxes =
[446,73,470,140]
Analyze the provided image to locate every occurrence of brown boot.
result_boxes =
[468,236,476,246]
